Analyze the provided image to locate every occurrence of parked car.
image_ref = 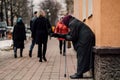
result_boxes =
[6,26,13,33]
[0,22,7,38]
[6,26,13,39]
[0,22,7,33]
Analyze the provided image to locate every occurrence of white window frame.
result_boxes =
[88,0,93,18]
[82,0,86,21]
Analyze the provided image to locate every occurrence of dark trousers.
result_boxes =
[29,39,35,52]
[14,47,23,56]
[59,40,66,54]
[38,42,47,60]
[76,36,95,76]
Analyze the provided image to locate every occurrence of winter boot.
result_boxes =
[29,50,32,57]
[14,51,17,58]
[20,49,23,57]
[14,47,17,58]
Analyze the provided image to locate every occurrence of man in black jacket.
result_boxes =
[29,11,37,57]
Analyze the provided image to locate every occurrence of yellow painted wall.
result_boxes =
[73,0,82,20]
[92,0,101,46]
[101,0,120,47]
[74,0,120,47]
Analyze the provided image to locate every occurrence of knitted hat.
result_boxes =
[62,15,72,27]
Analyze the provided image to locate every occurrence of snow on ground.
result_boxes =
[0,40,13,48]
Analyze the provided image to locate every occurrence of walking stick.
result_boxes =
[63,40,67,77]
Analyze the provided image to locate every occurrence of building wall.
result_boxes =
[73,0,82,20]
[74,0,120,47]
[74,0,120,79]
[101,0,120,47]
[91,0,101,46]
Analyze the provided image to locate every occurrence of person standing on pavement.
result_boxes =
[12,17,26,58]
[32,10,51,62]
[51,15,95,79]
[54,17,69,55]
[29,11,37,57]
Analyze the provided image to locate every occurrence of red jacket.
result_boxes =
[54,21,69,40]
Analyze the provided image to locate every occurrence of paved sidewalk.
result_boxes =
[0,38,93,80]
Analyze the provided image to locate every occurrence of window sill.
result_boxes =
[83,19,86,22]
[88,14,93,19]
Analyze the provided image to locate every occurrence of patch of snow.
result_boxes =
[0,40,13,48]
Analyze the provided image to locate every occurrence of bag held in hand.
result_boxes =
[67,41,71,48]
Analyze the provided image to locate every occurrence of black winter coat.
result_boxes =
[68,17,95,74]
[12,22,26,48]
[30,16,37,37]
[32,16,51,44]
[51,16,95,75]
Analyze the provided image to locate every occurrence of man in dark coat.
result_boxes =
[12,17,26,58]
[32,10,51,62]
[51,15,95,79]
[29,11,37,57]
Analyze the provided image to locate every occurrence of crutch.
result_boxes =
[63,40,67,77]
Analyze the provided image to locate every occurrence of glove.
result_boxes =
[51,33,69,40]
[50,33,60,37]
[65,35,72,41]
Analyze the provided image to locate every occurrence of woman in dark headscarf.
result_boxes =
[52,15,95,79]
[12,17,26,58]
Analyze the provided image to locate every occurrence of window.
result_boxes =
[82,0,86,21]
[88,0,93,19]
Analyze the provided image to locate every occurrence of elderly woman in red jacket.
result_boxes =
[54,17,69,55]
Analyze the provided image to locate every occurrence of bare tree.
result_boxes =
[65,0,73,14]
[39,0,61,26]
[12,0,30,24]
[0,0,4,21]
[0,0,31,26]
[2,0,31,25]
